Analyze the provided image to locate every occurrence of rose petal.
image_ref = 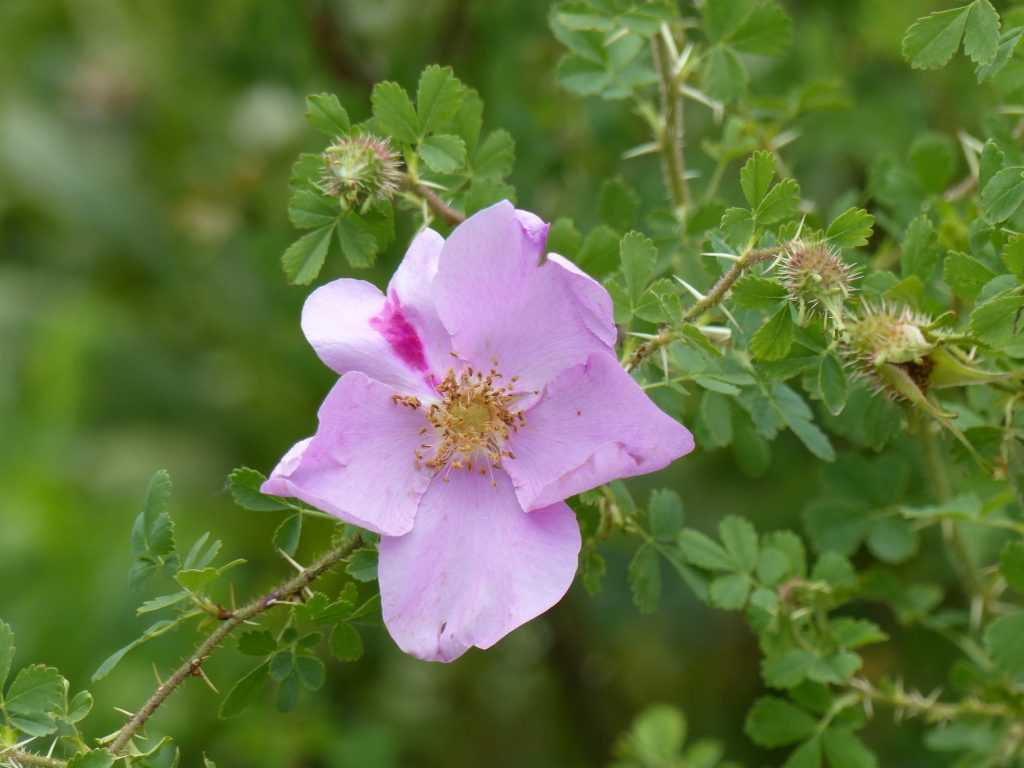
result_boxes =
[505,352,694,511]
[433,201,612,391]
[302,229,448,394]
[379,469,581,662]
[261,372,432,536]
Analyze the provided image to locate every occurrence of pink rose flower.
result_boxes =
[264,201,694,661]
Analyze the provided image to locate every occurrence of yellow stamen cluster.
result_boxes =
[394,366,526,484]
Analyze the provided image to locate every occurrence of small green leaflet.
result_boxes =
[902,1,1000,70]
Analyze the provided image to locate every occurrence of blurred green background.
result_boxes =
[0,1,997,765]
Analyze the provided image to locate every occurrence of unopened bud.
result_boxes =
[318,134,402,210]
[778,240,858,327]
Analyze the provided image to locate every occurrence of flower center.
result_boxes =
[395,366,526,482]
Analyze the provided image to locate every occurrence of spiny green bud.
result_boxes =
[845,302,932,367]
[318,134,402,210]
[778,240,858,327]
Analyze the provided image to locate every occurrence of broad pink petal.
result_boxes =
[433,201,613,391]
[301,229,448,395]
[378,470,581,662]
[547,253,617,349]
[505,353,694,511]
[261,372,431,536]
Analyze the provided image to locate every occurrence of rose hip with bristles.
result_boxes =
[778,240,858,326]
[318,134,402,210]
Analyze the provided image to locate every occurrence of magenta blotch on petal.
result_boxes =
[301,229,448,395]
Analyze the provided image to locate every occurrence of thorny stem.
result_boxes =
[652,26,690,215]
[403,176,466,226]
[104,536,363,757]
[625,245,783,371]
[849,678,1019,722]
[2,750,65,768]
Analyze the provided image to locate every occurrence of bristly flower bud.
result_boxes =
[778,240,858,327]
[845,301,933,369]
[318,134,402,210]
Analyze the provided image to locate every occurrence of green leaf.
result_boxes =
[719,515,759,572]
[453,87,483,152]
[981,166,1024,223]
[751,304,795,361]
[548,218,582,259]
[943,251,996,301]
[831,618,888,649]
[287,189,339,230]
[740,150,776,210]
[762,650,817,689]
[276,672,300,713]
[219,662,269,719]
[784,737,822,768]
[175,567,218,593]
[576,226,620,279]
[1003,233,1024,277]
[371,81,419,144]
[66,750,115,768]
[238,631,277,657]
[822,729,879,768]
[818,354,848,416]
[978,26,1023,81]
[901,215,939,280]
[699,391,733,448]
[678,530,734,571]
[305,93,350,137]
[474,129,516,178]
[282,224,333,285]
[92,618,183,682]
[970,293,1024,347]
[772,384,835,461]
[745,696,818,747]
[867,517,917,564]
[347,548,379,582]
[416,65,463,136]
[756,178,800,226]
[330,624,364,662]
[132,470,175,559]
[648,489,684,542]
[902,5,971,69]
[0,620,13,690]
[227,467,289,512]
[557,53,610,96]
[732,274,786,310]
[629,543,662,613]
[702,44,747,103]
[757,547,790,586]
[730,1,792,56]
[618,705,686,764]
[986,611,1024,676]
[720,206,754,247]
[963,0,1001,66]
[910,133,956,194]
[6,665,64,736]
[620,231,658,304]
[273,513,302,557]
[295,655,325,691]
[709,572,751,609]
[1001,541,1024,593]
[598,177,639,232]
[419,134,467,174]
[826,208,874,249]
[67,690,94,723]
[333,215,379,270]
